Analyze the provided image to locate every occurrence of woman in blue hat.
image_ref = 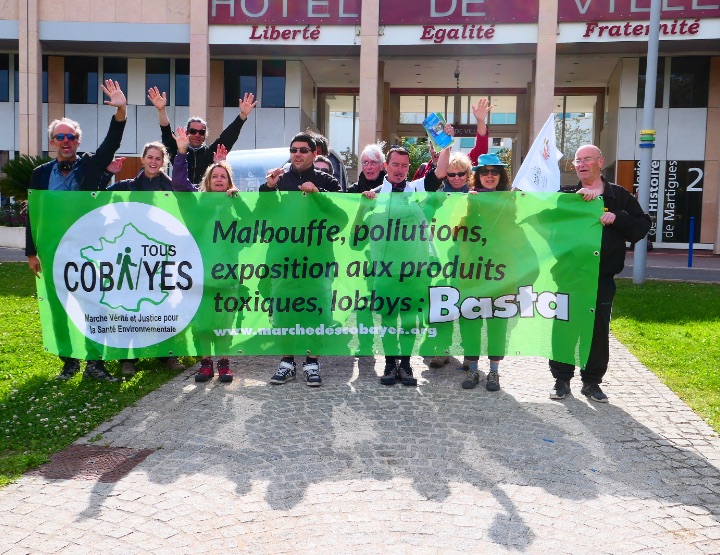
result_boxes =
[473,153,510,192]
[455,152,511,391]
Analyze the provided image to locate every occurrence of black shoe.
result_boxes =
[270,360,296,384]
[84,361,119,382]
[550,379,571,400]
[581,382,608,403]
[485,370,501,392]
[380,359,398,386]
[56,358,81,380]
[461,369,480,389]
[398,361,417,386]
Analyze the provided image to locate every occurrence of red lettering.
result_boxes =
[485,24,495,39]
[249,25,262,40]
[309,26,321,40]
[632,23,644,35]
[688,19,700,34]
[421,25,435,40]
[583,22,598,37]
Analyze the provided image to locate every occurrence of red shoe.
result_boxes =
[195,358,214,382]
[217,358,233,383]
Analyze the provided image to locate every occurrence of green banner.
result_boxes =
[30,190,602,364]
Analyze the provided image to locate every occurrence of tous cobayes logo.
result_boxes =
[53,202,204,349]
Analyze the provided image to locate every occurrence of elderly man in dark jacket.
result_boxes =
[25,80,128,382]
[549,144,651,403]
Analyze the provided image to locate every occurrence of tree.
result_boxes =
[555,115,592,172]
[400,138,430,179]
[0,155,52,201]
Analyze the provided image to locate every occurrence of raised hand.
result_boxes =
[239,93,257,120]
[214,144,228,163]
[106,157,126,174]
[147,87,167,111]
[444,123,455,137]
[101,80,127,108]
[175,126,190,153]
[471,98,492,123]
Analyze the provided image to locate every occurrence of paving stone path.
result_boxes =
[2,337,720,554]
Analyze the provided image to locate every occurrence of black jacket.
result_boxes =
[259,166,341,193]
[346,170,386,194]
[562,177,651,276]
[161,116,246,185]
[26,116,126,256]
[107,170,173,192]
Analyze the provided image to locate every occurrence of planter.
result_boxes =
[0,226,26,249]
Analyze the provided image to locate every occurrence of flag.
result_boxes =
[512,114,563,192]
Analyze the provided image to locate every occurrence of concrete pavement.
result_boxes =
[2,343,720,554]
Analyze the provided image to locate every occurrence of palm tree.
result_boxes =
[0,155,52,201]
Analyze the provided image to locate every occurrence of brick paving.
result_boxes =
[2,338,720,554]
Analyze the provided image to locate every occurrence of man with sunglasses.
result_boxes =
[259,132,341,388]
[25,79,128,382]
[549,144,650,403]
[148,87,256,185]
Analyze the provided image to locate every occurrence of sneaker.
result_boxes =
[429,356,450,368]
[581,382,608,403]
[380,359,398,386]
[550,379,571,400]
[55,358,80,380]
[195,358,214,382]
[163,357,184,371]
[303,361,322,387]
[398,361,417,386]
[217,358,233,383]
[485,370,501,392]
[461,369,480,389]
[121,361,137,376]
[270,360,296,384]
[84,361,120,383]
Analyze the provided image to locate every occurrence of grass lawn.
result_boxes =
[0,262,193,487]
[1,262,718,487]
[613,279,720,431]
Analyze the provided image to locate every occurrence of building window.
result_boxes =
[103,57,128,95]
[42,56,48,103]
[65,56,98,104]
[554,95,596,172]
[224,60,257,107]
[637,57,665,109]
[175,59,189,106]
[13,54,19,101]
[669,56,709,108]
[262,60,286,108]
[326,94,359,168]
[0,55,8,102]
[146,59,171,105]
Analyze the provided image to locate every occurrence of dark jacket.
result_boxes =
[161,116,246,185]
[107,170,173,192]
[26,116,126,256]
[259,166,341,193]
[561,177,651,276]
[346,170,386,194]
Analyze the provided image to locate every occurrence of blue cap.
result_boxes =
[473,153,507,170]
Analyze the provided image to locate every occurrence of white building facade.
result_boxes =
[1,0,719,250]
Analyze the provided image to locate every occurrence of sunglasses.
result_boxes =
[53,133,77,142]
[446,171,467,178]
[187,128,206,136]
[478,168,501,176]
[290,147,313,154]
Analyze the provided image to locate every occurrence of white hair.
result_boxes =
[360,142,386,164]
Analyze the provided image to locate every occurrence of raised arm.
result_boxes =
[148,87,170,127]
[171,128,196,192]
[101,79,127,122]
[468,98,491,165]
